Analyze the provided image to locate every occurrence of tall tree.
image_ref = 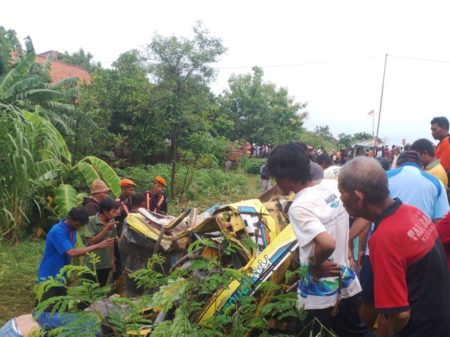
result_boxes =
[143,23,226,199]
[81,50,168,164]
[220,66,307,145]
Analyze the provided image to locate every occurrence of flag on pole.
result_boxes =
[368,109,374,116]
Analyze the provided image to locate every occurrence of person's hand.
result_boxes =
[105,219,116,231]
[311,260,340,283]
[97,238,114,249]
[358,250,366,268]
[348,252,356,271]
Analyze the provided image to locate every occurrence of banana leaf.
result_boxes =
[55,184,78,218]
[76,156,121,197]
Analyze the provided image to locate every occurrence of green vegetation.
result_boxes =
[0,240,44,322]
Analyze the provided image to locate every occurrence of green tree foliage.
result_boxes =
[81,50,166,164]
[143,22,226,198]
[299,130,336,152]
[57,48,101,72]
[337,132,353,148]
[220,66,307,145]
[314,125,335,142]
[352,131,373,142]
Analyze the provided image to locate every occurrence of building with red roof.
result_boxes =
[36,50,91,85]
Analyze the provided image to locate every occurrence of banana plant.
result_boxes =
[54,157,121,218]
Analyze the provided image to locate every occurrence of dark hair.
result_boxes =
[68,207,89,224]
[397,151,422,166]
[411,138,435,157]
[431,117,449,130]
[267,143,311,183]
[131,193,146,208]
[99,197,119,213]
[316,154,332,166]
[375,157,391,171]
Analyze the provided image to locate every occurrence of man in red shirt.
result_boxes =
[431,116,450,173]
[338,157,450,337]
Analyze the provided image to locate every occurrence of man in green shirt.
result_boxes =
[81,198,119,286]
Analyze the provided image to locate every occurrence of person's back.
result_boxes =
[369,202,450,337]
[387,162,449,220]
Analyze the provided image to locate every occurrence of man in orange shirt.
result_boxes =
[431,116,450,173]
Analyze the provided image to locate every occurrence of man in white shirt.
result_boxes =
[267,143,371,337]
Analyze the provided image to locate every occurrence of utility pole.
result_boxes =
[376,54,388,139]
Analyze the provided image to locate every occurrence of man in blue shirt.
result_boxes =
[36,207,114,332]
[38,207,114,283]
[387,151,449,222]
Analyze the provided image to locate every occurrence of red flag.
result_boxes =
[368,109,374,116]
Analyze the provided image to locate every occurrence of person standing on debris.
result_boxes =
[82,179,111,216]
[80,198,119,287]
[145,176,168,214]
[267,144,371,337]
[339,157,450,337]
[260,164,271,192]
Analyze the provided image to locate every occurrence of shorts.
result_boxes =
[359,255,374,304]
[0,319,22,337]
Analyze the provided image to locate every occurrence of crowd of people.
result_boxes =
[265,116,450,336]
[4,117,450,336]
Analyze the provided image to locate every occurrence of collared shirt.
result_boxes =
[426,159,448,189]
[436,135,450,172]
[37,220,76,283]
[369,199,450,337]
[80,214,116,270]
[387,162,449,220]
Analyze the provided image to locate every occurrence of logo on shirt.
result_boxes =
[324,194,339,208]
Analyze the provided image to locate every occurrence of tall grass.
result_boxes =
[0,239,44,323]
[0,105,71,243]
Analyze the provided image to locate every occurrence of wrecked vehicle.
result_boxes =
[117,191,303,336]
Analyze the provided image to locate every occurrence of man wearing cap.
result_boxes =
[82,179,111,216]
[145,176,168,214]
[117,179,136,220]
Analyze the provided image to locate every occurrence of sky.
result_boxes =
[3,0,450,145]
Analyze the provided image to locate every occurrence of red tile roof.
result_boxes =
[35,54,92,85]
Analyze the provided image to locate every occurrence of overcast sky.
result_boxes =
[3,0,450,145]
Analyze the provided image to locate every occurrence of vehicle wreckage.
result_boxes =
[108,187,304,336]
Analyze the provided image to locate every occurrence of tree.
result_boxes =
[314,125,335,142]
[337,133,353,148]
[143,23,226,199]
[352,131,373,142]
[220,66,307,145]
[58,48,101,72]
